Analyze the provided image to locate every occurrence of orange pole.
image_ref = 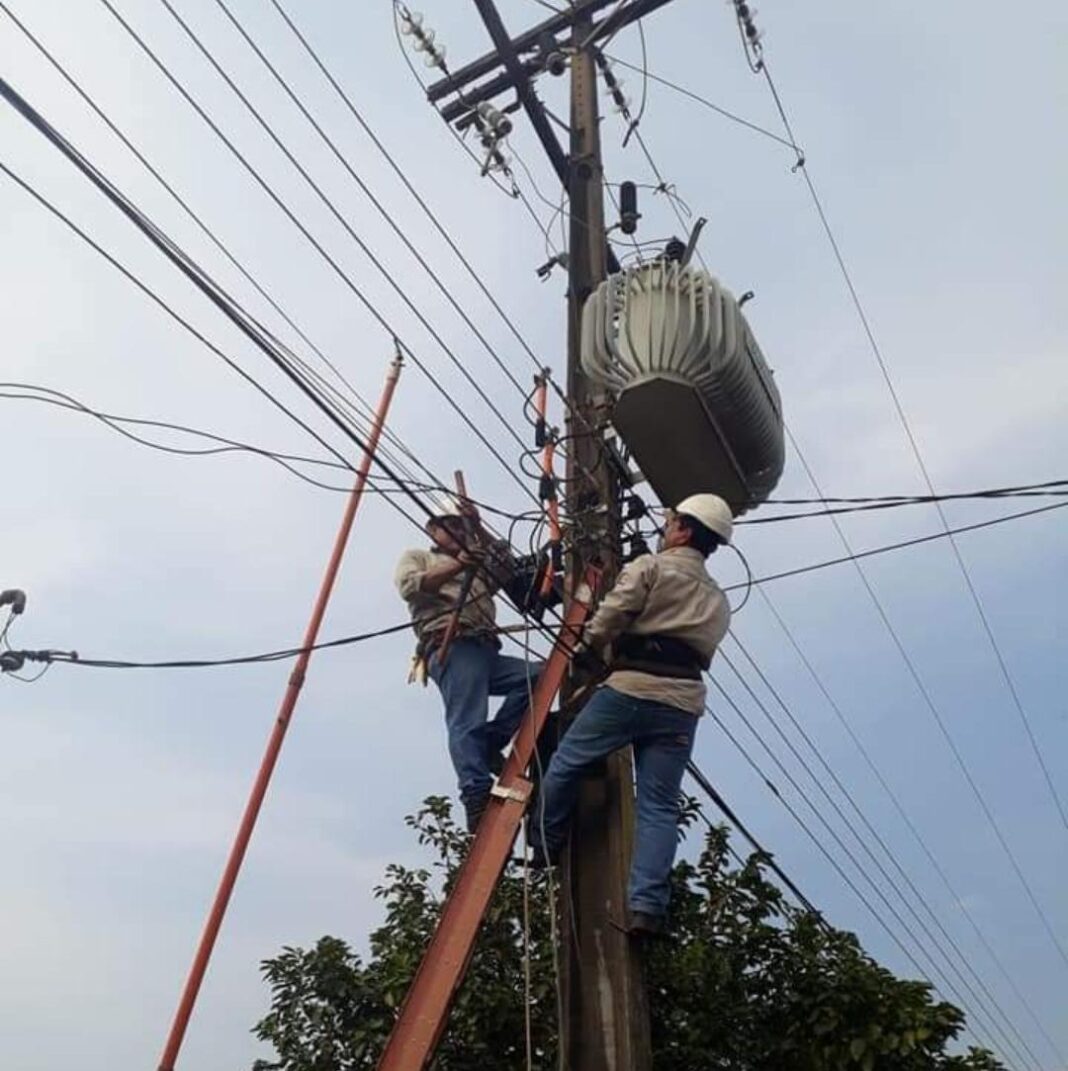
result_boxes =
[157,351,404,1071]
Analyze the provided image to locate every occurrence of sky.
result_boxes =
[1,1,1066,1068]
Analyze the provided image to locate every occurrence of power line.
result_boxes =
[93,0,537,508]
[3,623,414,672]
[708,663,1014,1062]
[749,584,1068,1067]
[151,0,537,481]
[789,441,1068,979]
[211,0,534,406]
[0,78,441,524]
[724,636,1044,1068]
[719,0,1068,841]
[0,0,458,505]
[733,499,1068,589]
[686,760,824,920]
[0,157,374,503]
[701,679,962,995]
[0,384,539,521]
[739,480,1068,524]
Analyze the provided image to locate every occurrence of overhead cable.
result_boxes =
[92,0,537,505]
[734,500,1068,590]
[722,0,1068,839]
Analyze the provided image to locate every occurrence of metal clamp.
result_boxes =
[490,777,533,804]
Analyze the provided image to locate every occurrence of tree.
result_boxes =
[252,797,1004,1071]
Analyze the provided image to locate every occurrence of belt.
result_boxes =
[611,633,708,681]
[420,628,499,660]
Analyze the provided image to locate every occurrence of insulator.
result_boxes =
[619,180,639,234]
[663,237,686,262]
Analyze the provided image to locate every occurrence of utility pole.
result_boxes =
[559,16,652,1071]
[407,4,684,1066]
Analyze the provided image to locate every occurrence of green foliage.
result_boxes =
[252,796,1004,1071]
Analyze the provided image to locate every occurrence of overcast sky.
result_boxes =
[2,1,1066,1068]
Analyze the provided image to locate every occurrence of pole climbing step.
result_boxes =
[375,576,596,1071]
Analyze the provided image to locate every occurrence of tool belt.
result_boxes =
[408,626,500,686]
[611,633,709,681]
[420,627,500,661]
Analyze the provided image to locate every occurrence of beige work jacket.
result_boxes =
[585,546,730,714]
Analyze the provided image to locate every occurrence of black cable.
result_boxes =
[731,500,1068,590]
[726,2,1068,845]
[717,647,1035,1067]
[0,0,448,500]
[685,760,824,920]
[740,479,1068,524]
[0,154,378,503]
[92,0,536,509]
[8,621,414,671]
[211,0,533,409]
[751,583,1068,1066]
[725,543,753,613]
[0,384,542,523]
[728,633,1045,1068]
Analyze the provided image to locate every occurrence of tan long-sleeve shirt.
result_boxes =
[584,546,730,714]
[394,546,505,642]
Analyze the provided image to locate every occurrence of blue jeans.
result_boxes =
[532,687,697,918]
[429,638,543,806]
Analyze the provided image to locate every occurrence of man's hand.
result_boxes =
[571,644,605,678]
[419,555,468,594]
[456,549,485,569]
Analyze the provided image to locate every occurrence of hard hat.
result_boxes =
[674,493,734,544]
[427,497,464,524]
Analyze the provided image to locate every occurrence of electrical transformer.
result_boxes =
[581,261,784,514]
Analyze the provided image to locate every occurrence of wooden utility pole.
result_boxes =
[559,17,653,1071]
[412,5,685,1065]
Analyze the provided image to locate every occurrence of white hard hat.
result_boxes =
[428,497,464,522]
[674,493,734,544]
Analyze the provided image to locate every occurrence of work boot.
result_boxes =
[486,746,506,779]
[524,838,559,871]
[463,792,490,834]
[627,911,666,939]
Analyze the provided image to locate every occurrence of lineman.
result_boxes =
[529,494,733,936]
[395,500,542,833]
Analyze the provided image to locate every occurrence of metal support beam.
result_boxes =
[437,0,676,123]
[427,0,617,102]
[472,0,569,183]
